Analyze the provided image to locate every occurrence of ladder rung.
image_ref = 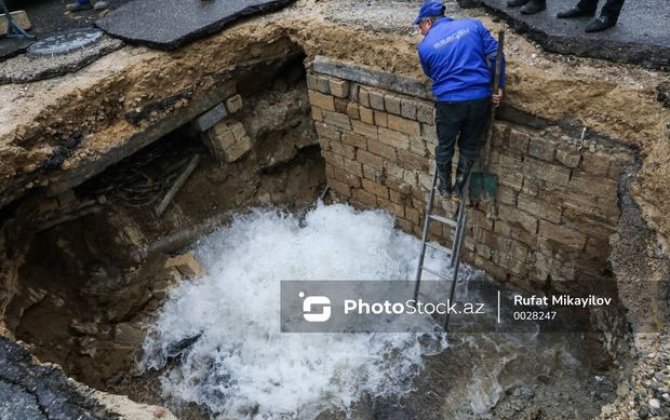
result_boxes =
[428,214,457,228]
[425,241,452,256]
[421,266,446,280]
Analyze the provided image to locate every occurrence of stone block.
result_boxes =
[508,129,530,153]
[387,114,420,136]
[346,102,360,120]
[315,122,341,141]
[362,178,389,199]
[322,110,352,131]
[352,120,378,139]
[377,198,404,218]
[359,87,371,108]
[409,137,427,157]
[306,72,319,90]
[164,252,205,278]
[580,150,611,176]
[538,220,586,250]
[395,218,413,233]
[528,137,556,162]
[384,94,402,115]
[352,188,377,206]
[308,90,335,111]
[329,79,350,98]
[344,158,364,177]
[497,203,538,234]
[517,193,562,223]
[497,185,517,205]
[357,149,384,169]
[374,111,389,128]
[490,165,523,191]
[330,142,356,160]
[203,121,252,163]
[398,149,429,172]
[362,164,379,180]
[523,158,570,186]
[367,139,397,161]
[317,75,331,94]
[359,107,374,124]
[383,161,404,180]
[329,178,351,196]
[369,90,385,111]
[193,102,228,132]
[378,126,410,150]
[342,132,367,149]
[334,167,361,188]
[311,106,323,122]
[568,172,618,199]
[416,100,434,124]
[556,145,581,168]
[225,94,243,114]
[405,206,420,225]
[323,151,344,168]
[474,256,509,282]
[401,97,418,120]
[334,98,348,113]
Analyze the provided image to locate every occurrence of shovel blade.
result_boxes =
[469,172,498,200]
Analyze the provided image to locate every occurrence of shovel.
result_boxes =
[470,30,505,201]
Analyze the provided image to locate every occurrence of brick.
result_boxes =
[329,178,351,196]
[400,97,418,120]
[528,137,556,162]
[359,87,370,108]
[377,198,404,218]
[193,102,228,132]
[470,208,494,231]
[334,167,361,188]
[344,158,363,177]
[308,90,335,111]
[362,164,379,180]
[409,137,427,157]
[362,178,389,199]
[521,177,540,197]
[342,132,367,149]
[357,149,384,169]
[398,149,429,172]
[329,79,350,98]
[346,102,360,120]
[164,252,205,277]
[508,129,530,153]
[568,172,618,199]
[556,145,581,168]
[494,150,523,168]
[306,72,319,90]
[226,94,243,114]
[387,114,420,136]
[395,218,413,233]
[389,189,405,205]
[378,126,410,149]
[334,98,348,113]
[416,100,434,124]
[562,208,616,241]
[490,165,523,191]
[517,193,562,223]
[385,175,412,194]
[369,90,385,111]
[497,203,538,234]
[316,75,330,94]
[352,120,378,139]
[383,161,404,179]
[323,151,344,168]
[580,150,611,176]
[523,158,571,186]
[384,95,402,115]
[374,111,389,128]
[493,252,526,275]
[359,107,374,124]
[422,123,438,144]
[330,142,356,160]
[311,106,323,122]
[204,121,252,162]
[352,188,377,206]
[493,219,536,248]
[315,122,341,141]
[538,220,586,250]
[497,185,517,205]
[367,139,397,161]
[322,110,352,131]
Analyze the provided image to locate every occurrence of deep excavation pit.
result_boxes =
[0,2,669,419]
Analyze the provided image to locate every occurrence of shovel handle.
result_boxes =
[481,31,505,171]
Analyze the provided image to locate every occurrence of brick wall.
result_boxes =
[307,64,636,290]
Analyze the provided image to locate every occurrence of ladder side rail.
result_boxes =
[413,161,439,301]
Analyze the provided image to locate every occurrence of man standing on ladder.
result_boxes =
[415,0,505,200]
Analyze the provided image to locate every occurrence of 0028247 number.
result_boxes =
[512,311,557,321]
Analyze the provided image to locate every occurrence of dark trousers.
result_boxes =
[434,97,490,176]
[577,0,625,20]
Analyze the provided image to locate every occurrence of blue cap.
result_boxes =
[413,1,446,25]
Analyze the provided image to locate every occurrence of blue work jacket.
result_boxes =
[418,18,506,102]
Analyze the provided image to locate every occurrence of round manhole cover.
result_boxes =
[28,28,103,56]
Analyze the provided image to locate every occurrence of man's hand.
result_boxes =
[491,88,504,107]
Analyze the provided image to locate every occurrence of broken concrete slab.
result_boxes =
[0,35,123,85]
[481,0,670,70]
[96,0,297,50]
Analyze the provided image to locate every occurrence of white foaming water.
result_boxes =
[142,203,450,419]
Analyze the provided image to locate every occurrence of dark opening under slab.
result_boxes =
[481,0,670,70]
[95,0,297,50]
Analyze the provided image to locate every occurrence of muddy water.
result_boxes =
[141,203,616,420]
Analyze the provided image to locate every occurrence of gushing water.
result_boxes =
[142,203,449,419]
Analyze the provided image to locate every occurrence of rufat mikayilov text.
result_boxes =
[513,294,613,308]
[344,299,486,315]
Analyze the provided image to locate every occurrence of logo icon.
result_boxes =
[299,292,331,322]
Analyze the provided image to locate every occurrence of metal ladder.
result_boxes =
[413,161,471,330]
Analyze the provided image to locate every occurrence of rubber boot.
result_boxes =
[520,0,546,14]
[437,165,453,198]
[453,160,474,202]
